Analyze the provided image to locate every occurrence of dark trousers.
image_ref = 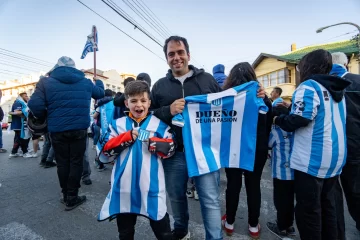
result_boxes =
[116,213,172,240]
[273,178,295,230]
[41,133,55,162]
[225,152,267,227]
[335,162,360,238]
[294,170,338,240]
[51,130,87,197]
[11,130,30,154]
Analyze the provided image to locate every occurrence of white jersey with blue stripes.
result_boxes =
[269,126,294,180]
[182,81,268,177]
[98,114,171,222]
[290,80,347,178]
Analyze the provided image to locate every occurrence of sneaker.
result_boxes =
[171,230,190,240]
[16,153,23,157]
[9,153,18,158]
[23,152,33,158]
[186,190,194,198]
[194,190,199,200]
[65,195,86,211]
[266,222,287,239]
[44,162,57,168]
[221,214,234,236]
[286,226,296,237]
[82,179,92,185]
[32,152,38,158]
[248,223,261,239]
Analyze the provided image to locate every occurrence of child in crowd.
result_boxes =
[98,81,175,240]
[266,106,296,238]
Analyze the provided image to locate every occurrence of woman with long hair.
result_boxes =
[274,49,350,239]
[221,62,272,239]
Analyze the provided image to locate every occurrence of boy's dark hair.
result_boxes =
[272,106,290,118]
[273,87,283,96]
[105,89,113,97]
[298,49,332,83]
[163,36,190,58]
[123,77,135,87]
[124,81,150,99]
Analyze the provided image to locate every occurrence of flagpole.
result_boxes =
[93,25,97,83]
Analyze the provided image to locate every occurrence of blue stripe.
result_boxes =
[130,117,151,214]
[239,85,258,171]
[219,96,234,167]
[278,129,287,180]
[199,103,218,173]
[182,106,199,177]
[308,84,324,176]
[272,142,278,179]
[336,100,347,175]
[326,97,339,177]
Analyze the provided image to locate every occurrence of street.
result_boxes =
[0,131,359,240]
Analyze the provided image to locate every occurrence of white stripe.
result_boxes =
[206,88,237,102]
[228,92,246,168]
[120,149,133,213]
[284,135,292,180]
[331,101,346,175]
[210,103,222,170]
[139,140,151,217]
[187,103,209,175]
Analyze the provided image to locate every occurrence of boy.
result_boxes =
[266,106,296,239]
[98,81,175,240]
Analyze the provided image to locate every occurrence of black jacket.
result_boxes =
[151,65,222,149]
[342,73,360,162]
[0,107,3,122]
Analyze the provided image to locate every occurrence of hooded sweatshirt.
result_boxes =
[28,66,104,132]
[212,64,227,87]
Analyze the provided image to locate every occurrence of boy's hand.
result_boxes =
[257,85,266,99]
[132,129,138,140]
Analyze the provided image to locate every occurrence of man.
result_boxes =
[270,87,283,106]
[151,36,265,240]
[9,92,31,158]
[0,106,6,153]
[28,56,104,211]
[136,72,152,87]
[212,64,227,87]
[331,52,360,235]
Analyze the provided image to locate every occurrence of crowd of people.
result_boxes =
[1,36,359,240]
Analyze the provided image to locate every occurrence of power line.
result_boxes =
[0,69,28,75]
[0,59,45,72]
[0,48,54,65]
[76,0,165,62]
[101,0,163,47]
[0,52,52,67]
[0,62,44,72]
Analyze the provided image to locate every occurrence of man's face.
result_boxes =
[21,94,29,102]
[166,40,190,77]
[125,92,151,119]
[270,90,278,100]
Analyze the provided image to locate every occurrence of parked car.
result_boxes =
[2,122,8,130]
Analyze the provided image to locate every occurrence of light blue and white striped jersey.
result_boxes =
[269,126,294,180]
[98,114,172,222]
[182,81,268,177]
[272,97,283,106]
[290,80,347,178]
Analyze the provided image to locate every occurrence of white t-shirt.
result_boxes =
[175,70,194,84]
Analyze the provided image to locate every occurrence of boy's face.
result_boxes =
[125,92,151,119]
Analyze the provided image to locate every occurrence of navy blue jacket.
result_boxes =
[212,64,227,87]
[28,66,104,133]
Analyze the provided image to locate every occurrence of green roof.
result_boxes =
[280,39,359,62]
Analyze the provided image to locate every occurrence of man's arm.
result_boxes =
[28,79,47,119]
[91,79,105,100]
[113,93,126,107]
[150,82,175,124]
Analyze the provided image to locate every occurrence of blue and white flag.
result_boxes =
[81,25,98,59]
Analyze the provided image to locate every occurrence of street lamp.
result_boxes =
[316,22,360,60]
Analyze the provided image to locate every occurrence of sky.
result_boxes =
[0,0,359,84]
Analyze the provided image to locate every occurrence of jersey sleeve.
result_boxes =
[290,84,319,120]
[268,130,276,148]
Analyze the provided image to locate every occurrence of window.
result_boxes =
[257,76,263,85]
[270,72,277,86]
[263,75,269,87]
[278,70,285,84]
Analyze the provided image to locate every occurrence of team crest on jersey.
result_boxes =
[138,129,150,141]
[211,98,222,106]
[294,101,305,114]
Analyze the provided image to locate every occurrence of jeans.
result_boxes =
[51,129,87,197]
[294,170,338,240]
[116,213,172,240]
[11,130,30,154]
[82,137,91,181]
[41,133,55,162]
[0,128,3,148]
[163,151,222,240]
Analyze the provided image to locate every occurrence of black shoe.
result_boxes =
[65,195,86,211]
[171,230,190,240]
[82,179,92,185]
[266,222,287,239]
[44,162,57,168]
[60,193,67,205]
[286,226,296,236]
[39,160,46,167]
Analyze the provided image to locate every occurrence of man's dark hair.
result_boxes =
[163,36,190,58]
[272,106,290,118]
[105,89,113,97]
[136,73,151,87]
[124,81,150,99]
[19,92,27,97]
[222,62,257,90]
[123,77,135,87]
[298,49,332,83]
[273,87,283,96]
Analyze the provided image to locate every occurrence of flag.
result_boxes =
[81,25,98,59]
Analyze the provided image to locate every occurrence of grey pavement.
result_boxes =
[0,131,359,240]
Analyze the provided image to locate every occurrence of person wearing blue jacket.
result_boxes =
[212,64,227,87]
[28,56,104,211]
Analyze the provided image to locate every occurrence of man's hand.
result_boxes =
[132,129,138,141]
[170,99,185,116]
[257,86,266,99]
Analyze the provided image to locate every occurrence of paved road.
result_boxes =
[0,131,359,240]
